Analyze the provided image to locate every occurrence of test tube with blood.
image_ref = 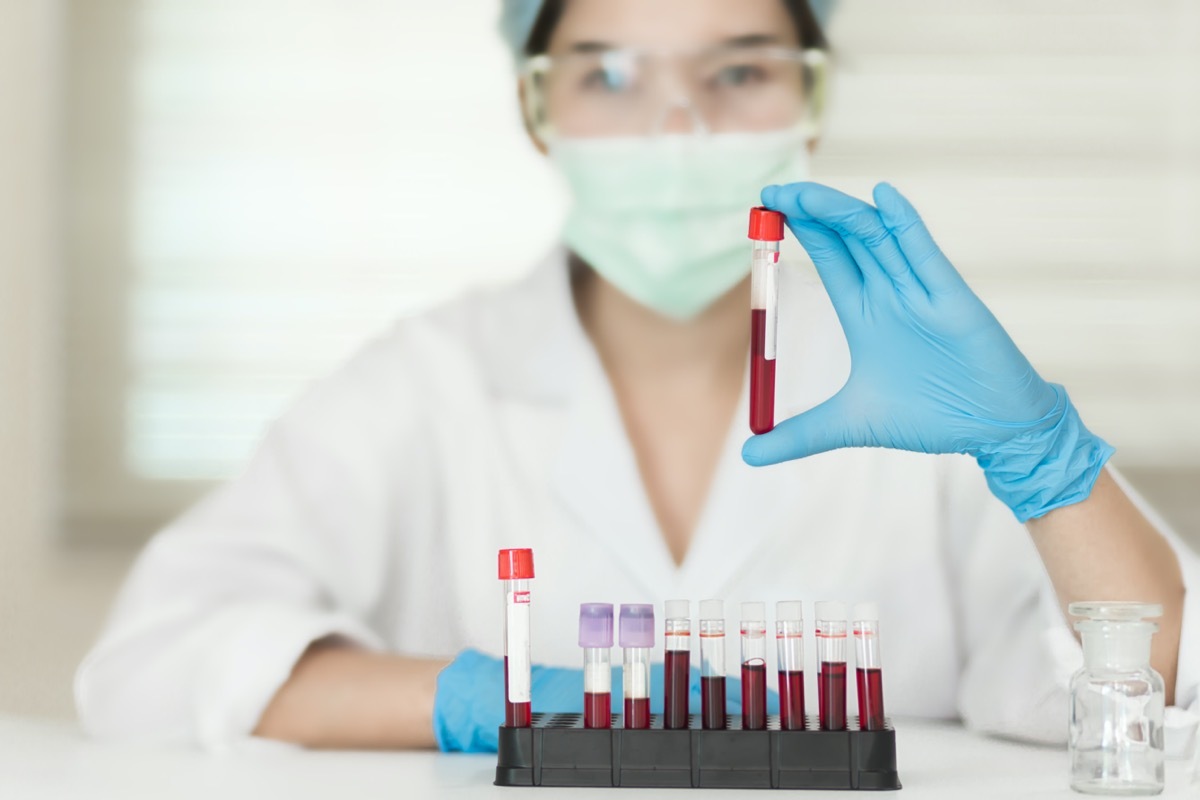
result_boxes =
[620,604,654,729]
[699,599,728,730]
[776,600,806,730]
[499,548,534,727]
[579,603,614,729]
[740,602,768,730]
[853,602,887,731]
[748,206,786,435]
[815,601,848,731]
[663,599,691,729]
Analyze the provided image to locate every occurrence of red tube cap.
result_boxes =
[498,548,535,580]
[748,207,785,241]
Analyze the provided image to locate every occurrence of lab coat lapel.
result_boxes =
[672,374,794,602]
[549,342,679,600]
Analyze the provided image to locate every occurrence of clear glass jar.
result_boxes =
[1068,602,1164,796]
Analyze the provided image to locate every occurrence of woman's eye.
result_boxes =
[711,64,767,88]
[580,68,631,93]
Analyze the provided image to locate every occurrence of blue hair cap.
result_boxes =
[497,0,838,66]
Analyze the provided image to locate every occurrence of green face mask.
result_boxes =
[551,127,810,320]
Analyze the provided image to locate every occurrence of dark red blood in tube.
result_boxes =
[741,662,767,730]
[857,667,885,731]
[503,656,531,727]
[584,691,611,729]
[701,675,727,730]
[624,697,650,729]
[664,649,690,729]
[818,661,847,731]
[750,308,776,434]
[778,670,806,730]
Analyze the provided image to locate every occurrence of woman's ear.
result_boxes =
[518,79,549,156]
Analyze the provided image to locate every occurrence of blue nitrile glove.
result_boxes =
[742,182,1113,522]
[435,649,579,752]
[434,649,775,752]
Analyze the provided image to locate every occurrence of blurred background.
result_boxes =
[1,0,1198,720]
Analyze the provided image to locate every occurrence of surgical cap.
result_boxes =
[498,0,838,65]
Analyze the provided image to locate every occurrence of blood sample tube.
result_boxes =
[499,548,535,728]
[853,602,886,731]
[740,601,768,730]
[815,601,848,731]
[748,206,785,435]
[776,600,806,731]
[620,604,654,729]
[579,603,614,729]
[663,599,691,730]
[699,599,727,730]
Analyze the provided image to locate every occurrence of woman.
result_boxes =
[77,0,1196,752]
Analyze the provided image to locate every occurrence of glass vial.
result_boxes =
[1068,601,1164,796]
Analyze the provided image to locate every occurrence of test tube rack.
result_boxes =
[495,714,901,790]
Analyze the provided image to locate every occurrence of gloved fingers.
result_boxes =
[742,390,857,466]
[792,184,930,301]
[762,184,864,304]
[873,182,968,296]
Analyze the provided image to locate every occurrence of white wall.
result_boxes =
[0,0,133,718]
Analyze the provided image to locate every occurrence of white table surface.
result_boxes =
[1,716,1196,799]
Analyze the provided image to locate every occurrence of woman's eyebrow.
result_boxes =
[722,33,783,47]
[566,40,616,54]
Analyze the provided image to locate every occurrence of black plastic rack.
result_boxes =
[495,714,901,790]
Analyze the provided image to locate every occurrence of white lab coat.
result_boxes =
[76,251,1200,749]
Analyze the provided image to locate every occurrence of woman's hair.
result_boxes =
[524,0,829,56]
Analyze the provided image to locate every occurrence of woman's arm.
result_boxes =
[1027,469,1185,703]
[254,638,447,749]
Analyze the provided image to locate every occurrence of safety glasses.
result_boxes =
[521,44,827,141]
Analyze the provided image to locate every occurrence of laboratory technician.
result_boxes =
[77,0,1199,754]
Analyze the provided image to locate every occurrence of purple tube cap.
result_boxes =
[579,603,614,648]
[619,604,655,648]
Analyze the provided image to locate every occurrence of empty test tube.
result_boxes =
[699,599,727,730]
[499,548,534,728]
[815,601,848,731]
[776,600,806,730]
[853,602,886,731]
[620,604,654,729]
[740,602,768,730]
[579,603,614,729]
[663,599,691,729]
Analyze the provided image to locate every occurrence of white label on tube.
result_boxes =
[506,593,531,703]
[765,264,778,361]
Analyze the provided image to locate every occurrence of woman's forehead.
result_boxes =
[548,0,798,54]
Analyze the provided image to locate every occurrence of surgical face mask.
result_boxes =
[551,126,811,320]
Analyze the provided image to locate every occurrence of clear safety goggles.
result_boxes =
[521,44,827,141]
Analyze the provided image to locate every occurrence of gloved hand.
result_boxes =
[434,649,775,752]
[742,182,1113,522]
[434,648,578,752]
